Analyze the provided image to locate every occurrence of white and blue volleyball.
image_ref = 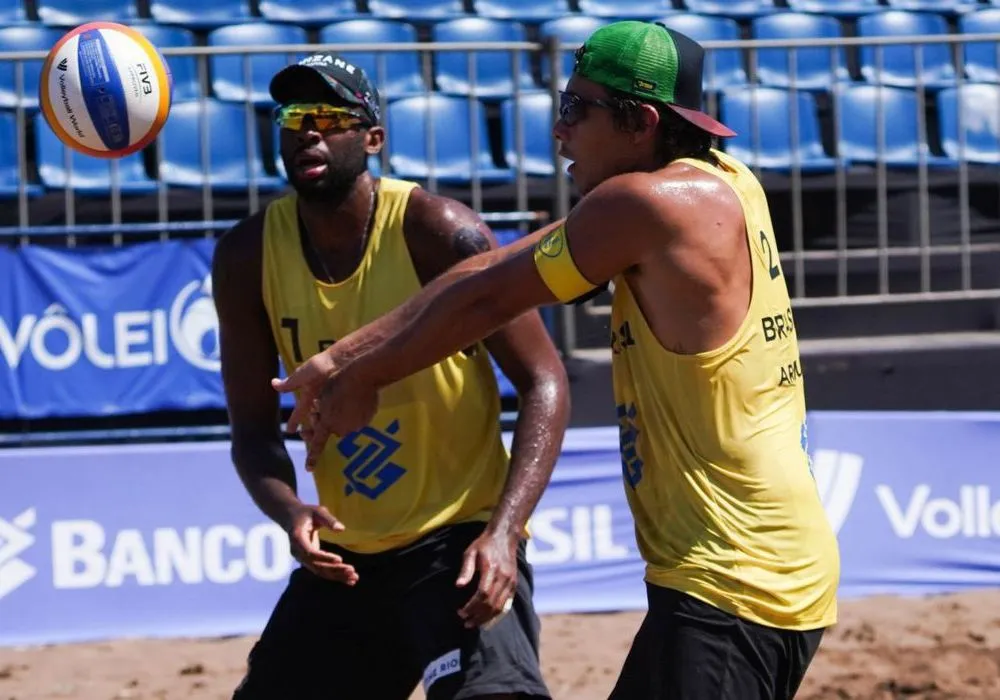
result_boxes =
[40,21,172,159]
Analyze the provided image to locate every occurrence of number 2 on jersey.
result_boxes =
[759,231,781,281]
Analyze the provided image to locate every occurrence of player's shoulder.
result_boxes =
[403,186,483,236]
[215,209,267,258]
[402,186,493,258]
[661,157,744,210]
[211,208,268,285]
[595,161,741,223]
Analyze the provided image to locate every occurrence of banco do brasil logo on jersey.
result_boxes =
[337,420,407,499]
[617,403,644,489]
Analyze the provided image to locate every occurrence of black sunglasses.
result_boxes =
[558,91,617,127]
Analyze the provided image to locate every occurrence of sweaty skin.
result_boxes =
[214,100,570,629]
[272,76,751,480]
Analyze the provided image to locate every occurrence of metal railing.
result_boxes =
[0,28,998,356]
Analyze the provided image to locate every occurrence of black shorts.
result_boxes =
[233,521,551,700]
[609,583,826,700]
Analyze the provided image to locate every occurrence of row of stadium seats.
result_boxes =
[2,0,995,30]
[3,11,1000,110]
[3,84,998,198]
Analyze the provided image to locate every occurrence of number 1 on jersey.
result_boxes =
[280,316,335,363]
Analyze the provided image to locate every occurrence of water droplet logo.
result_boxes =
[170,275,220,372]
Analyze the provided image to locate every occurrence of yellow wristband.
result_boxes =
[533,225,596,303]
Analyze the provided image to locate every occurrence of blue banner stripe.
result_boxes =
[0,237,520,419]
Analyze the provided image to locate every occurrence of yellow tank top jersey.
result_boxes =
[261,177,510,554]
[610,150,840,630]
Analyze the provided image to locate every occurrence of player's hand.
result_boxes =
[275,362,380,470]
[272,350,337,436]
[456,529,519,629]
[284,503,358,586]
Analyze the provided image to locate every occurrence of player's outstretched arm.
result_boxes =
[213,215,357,584]
[273,173,663,444]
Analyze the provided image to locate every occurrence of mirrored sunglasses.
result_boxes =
[558,91,616,127]
[274,103,368,132]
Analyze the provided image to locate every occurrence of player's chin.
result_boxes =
[290,177,331,199]
[572,172,595,196]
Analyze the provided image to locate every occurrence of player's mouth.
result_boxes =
[558,149,575,175]
[294,151,328,179]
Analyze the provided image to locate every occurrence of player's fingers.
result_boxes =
[455,548,478,588]
[458,589,489,625]
[314,506,345,533]
[293,543,344,566]
[306,561,358,585]
[271,360,318,394]
[283,394,314,436]
[304,423,330,470]
[473,568,516,628]
[478,561,497,600]
[460,570,499,626]
[290,524,339,559]
[481,596,514,632]
[492,577,516,618]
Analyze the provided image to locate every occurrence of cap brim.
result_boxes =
[269,64,363,108]
[667,103,736,138]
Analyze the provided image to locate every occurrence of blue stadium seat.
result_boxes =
[538,16,609,89]
[36,0,137,25]
[131,25,201,102]
[209,23,308,104]
[33,113,157,195]
[473,0,572,22]
[857,11,956,88]
[937,84,1000,164]
[0,0,27,24]
[682,0,776,18]
[318,20,426,98]
[960,10,1000,83]
[0,112,40,198]
[577,0,673,19]
[785,0,880,14]
[501,92,555,176]
[658,15,747,90]
[368,0,466,20]
[835,85,951,166]
[751,13,850,90]
[158,99,285,191]
[258,0,360,26]
[721,87,836,172]
[150,0,252,29]
[386,95,513,183]
[885,0,979,12]
[431,18,535,98]
[0,26,63,109]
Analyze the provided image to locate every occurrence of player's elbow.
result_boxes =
[517,360,571,425]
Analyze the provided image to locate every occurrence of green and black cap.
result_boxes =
[573,20,735,138]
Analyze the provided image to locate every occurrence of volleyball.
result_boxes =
[39,21,172,159]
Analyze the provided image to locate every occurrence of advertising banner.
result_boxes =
[0,240,517,419]
[1,415,998,647]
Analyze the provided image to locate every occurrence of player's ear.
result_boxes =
[635,103,660,145]
[365,125,386,155]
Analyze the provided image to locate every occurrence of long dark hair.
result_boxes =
[605,88,719,168]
